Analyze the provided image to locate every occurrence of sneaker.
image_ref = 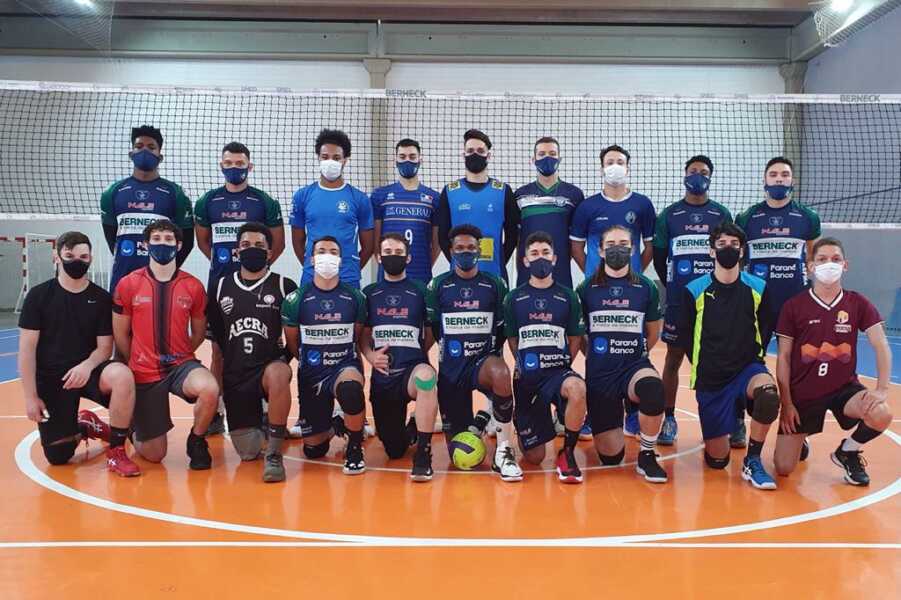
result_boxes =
[658,414,678,446]
[343,444,366,475]
[262,453,286,483]
[106,446,141,477]
[741,455,776,490]
[579,419,593,441]
[410,447,433,482]
[469,410,492,436]
[730,417,747,448]
[800,437,810,462]
[491,442,523,482]
[636,449,668,483]
[77,410,110,442]
[206,412,226,437]
[555,448,583,484]
[186,433,212,470]
[831,442,869,486]
[287,416,304,439]
[623,411,640,438]
[406,416,418,447]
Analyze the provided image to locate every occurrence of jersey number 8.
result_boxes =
[818,362,829,377]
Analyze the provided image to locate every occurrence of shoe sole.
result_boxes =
[656,437,675,447]
[491,463,524,482]
[830,452,869,487]
[108,465,141,477]
[410,473,433,482]
[741,468,776,490]
[263,473,286,483]
[189,463,212,471]
[635,466,668,483]
[556,470,583,484]
[342,466,366,475]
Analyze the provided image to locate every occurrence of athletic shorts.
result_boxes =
[297,361,363,437]
[586,358,654,435]
[222,360,285,431]
[133,360,205,442]
[514,369,581,451]
[695,362,770,440]
[437,354,492,436]
[36,360,115,448]
[782,381,866,436]
[661,304,683,346]
[370,362,429,455]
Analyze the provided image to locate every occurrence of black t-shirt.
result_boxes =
[18,278,113,379]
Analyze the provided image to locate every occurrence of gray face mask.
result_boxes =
[604,245,631,270]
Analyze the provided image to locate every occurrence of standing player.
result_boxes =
[290,129,373,288]
[207,223,296,482]
[774,238,893,486]
[578,225,668,483]
[18,231,140,476]
[679,222,781,490]
[100,125,194,294]
[505,232,588,483]
[281,237,369,475]
[427,225,520,481]
[435,129,519,281]
[513,136,584,288]
[360,233,439,481]
[652,155,731,446]
[112,220,220,469]
[370,139,440,283]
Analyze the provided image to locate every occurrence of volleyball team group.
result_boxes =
[19,125,893,490]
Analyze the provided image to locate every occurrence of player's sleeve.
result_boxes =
[425,277,441,339]
[493,275,509,350]
[803,204,822,240]
[207,279,226,346]
[112,276,132,315]
[370,187,385,221]
[356,189,374,231]
[774,296,796,339]
[566,287,586,336]
[96,290,114,336]
[190,278,207,318]
[678,287,697,359]
[289,187,306,228]
[857,293,884,332]
[757,283,775,346]
[281,276,298,298]
[361,283,377,327]
[261,190,284,227]
[193,192,211,228]
[714,201,733,224]
[734,207,750,232]
[502,290,517,338]
[16,286,44,330]
[173,184,194,229]
[352,287,367,324]
[574,280,589,325]
[502,184,520,263]
[640,196,656,241]
[100,183,119,254]
[280,288,302,327]
[569,201,588,241]
[644,275,663,321]
[435,187,451,259]
[651,206,670,283]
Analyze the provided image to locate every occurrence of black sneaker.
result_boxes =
[343,443,365,475]
[206,412,226,437]
[636,449,668,483]
[332,414,348,438]
[187,432,212,470]
[800,437,810,462]
[410,447,433,482]
[831,441,869,486]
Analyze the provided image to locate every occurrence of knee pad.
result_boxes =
[635,376,665,417]
[229,427,263,461]
[43,440,78,465]
[492,394,514,424]
[598,447,625,466]
[303,440,330,459]
[751,384,780,425]
[704,451,730,470]
[383,440,408,460]
[335,381,364,416]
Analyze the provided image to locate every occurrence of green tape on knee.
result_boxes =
[414,374,436,391]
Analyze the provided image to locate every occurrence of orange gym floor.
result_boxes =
[1,343,898,599]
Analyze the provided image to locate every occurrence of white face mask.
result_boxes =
[314,253,341,279]
[814,262,843,284]
[319,159,343,182]
[603,163,628,187]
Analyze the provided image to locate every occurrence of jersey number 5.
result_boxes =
[243,337,254,354]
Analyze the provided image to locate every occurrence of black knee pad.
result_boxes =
[635,376,665,417]
[43,440,78,465]
[598,448,625,466]
[383,441,408,460]
[302,440,330,459]
[335,381,364,416]
[492,394,514,424]
[704,451,730,470]
[752,384,780,425]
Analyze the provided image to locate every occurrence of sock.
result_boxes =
[851,423,881,446]
[665,407,675,418]
[842,437,862,452]
[109,426,129,449]
[217,396,225,414]
[417,430,432,453]
[496,421,514,448]
[267,424,287,455]
[187,431,202,444]
[639,431,658,452]
[347,428,363,447]
[564,428,580,451]
[747,438,764,458]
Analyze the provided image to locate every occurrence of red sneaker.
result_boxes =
[106,446,141,477]
[78,410,110,442]
[555,448,584,484]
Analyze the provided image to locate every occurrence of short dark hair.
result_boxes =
[222,141,250,159]
[709,221,746,248]
[380,232,409,253]
[765,156,793,173]
[56,231,91,254]
[143,218,182,243]
[525,230,554,250]
[811,236,845,258]
[533,136,559,154]
[463,129,492,150]
[600,144,630,164]
[312,235,341,256]
[315,129,351,158]
[685,154,714,174]
[237,221,272,247]
[395,138,421,153]
[131,125,163,148]
[449,224,483,243]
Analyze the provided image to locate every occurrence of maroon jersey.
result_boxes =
[775,288,882,405]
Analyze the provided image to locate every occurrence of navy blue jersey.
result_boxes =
[577,273,662,381]
[363,278,429,385]
[371,182,439,284]
[281,281,366,383]
[426,270,507,382]
[513,180,584,288]
[503,282,584,382]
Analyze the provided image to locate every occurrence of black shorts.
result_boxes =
[297,362,363,437]
[370,363,428,453]
[586,358,654,435]
[437,355,492,437]
[133,360,205,442]
[783,382,866,436]
[514,369,580,451]
[222,362,284,431]
[36,360,114,448]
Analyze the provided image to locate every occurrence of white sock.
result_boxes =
[496,421,514,449]
[640,432,658,452]
[218,396,225,413]
[842,438,862,452]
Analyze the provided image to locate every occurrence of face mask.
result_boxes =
[814,262,843,284]
[320,160,343,182]
[222,167,248,185]
[380,254,407,276]
[61,258,90,279]
[603,164,628,187]
[684,173,711,196]
[715,246,741,269]
[527,257,554,279]
[148,243,177,265]
[131,149,161,172]
[454,250,479,271]
[314,253,340,279]
[239,247,268,273]
[764,184,793,201]
[535,156,559,177]
[396,161,420,179]
[604,245,632,270]
[465,153,488,174]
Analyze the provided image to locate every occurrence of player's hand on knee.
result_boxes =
[61,362,91,390]
[862,389,887,412]
[780,403,800,434]
[366,346,390,376]
[25,395,48,423]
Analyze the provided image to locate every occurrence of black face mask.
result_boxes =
[715,246,741,269]
[239,247,268,273]
[604,245,632,270]
[380,254,407,276]
[61,258,90,279]
[465,153,488,173]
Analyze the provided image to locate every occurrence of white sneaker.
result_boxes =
[287,420,304,439]
[486,414,498,438]
[491,442,523,482]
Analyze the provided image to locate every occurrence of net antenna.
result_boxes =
[15,0,115,53]
[811,0,901,48]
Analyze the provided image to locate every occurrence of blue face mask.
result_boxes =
[684,173,710,196]
[535,156,559,177]
[764,184,793,201]
[131,149,161,172]
[454,251,479,271]
[528,257,554,279]
[222,167,248,185]
[148,243,177,265]
[396,161,420,178]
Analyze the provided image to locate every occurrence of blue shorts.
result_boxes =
[661,303,682,346]
[437,354,492,436]
[297,360,363,437]
[696,362,770,440]
[586,358,654,434]
[514,369,581,451]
